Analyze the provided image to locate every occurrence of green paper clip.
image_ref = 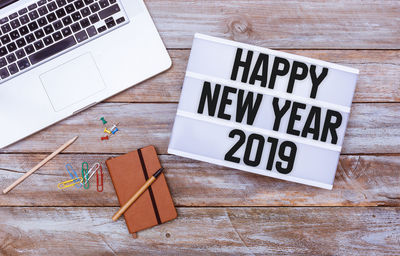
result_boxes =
[82,162,89,189]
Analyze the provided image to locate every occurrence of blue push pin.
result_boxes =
[111,127,119,135]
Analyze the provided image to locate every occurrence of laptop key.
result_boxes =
[19,15,30,25]
[53,20,63,30]
[71,11,82,21]
[7,42,17,52]
[52,31,62,41]
[74,0,84,9]
[1,35,10,44]
[89,3,100,13]
[16,49,26,59]
[38,6,48,16]
[47,12,57,22]
[11,19,21,29]
[25,44,35,54]
[29,10,39,20]
[98,4,120,20]
[19,26,29,35]
[71,22,81,32]
[43,35,53,45]
[9,13,18,20]
[75,30,88,43]
[86,26,97,37]
[28,21,39,31]
[47,1,57,11]
[99,0,109,8]
[37,0,47,6]
[105,17,115,28]
[0,57,6,67]
[0,17,9,24]
[84,0,94,4]
[8,63,19,74]
[29,35,76,65]
[34,29,45,39]
[89,13,99,24]
[10,31,20,40]
[18,8,28,15]
[62,16,72,25]
[37,17,47,27]
[56,9,66,18]
[28,3,38,11]
[116,17,125,24]
[0,68,10,79]
[17,58,30,70]
[0,47,7,57]
[44,24,54,34]
[16,38,26,48]
[56,0,67,7]
[34,40,44,50]
[1,24,11,33]
[6,53,16,64]
[25,34,35,43]
[81,7,90,17]
[65,4,75,14]
[80,18,90,28]
[61,27,72,36]
[97,25,106,33]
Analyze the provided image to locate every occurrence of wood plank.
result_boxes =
[145,0,400,49]
[106,50,400,104]
[0,154,398,207]
[0,103,399,154]
[0,207,398,255]
[106,50,400,103]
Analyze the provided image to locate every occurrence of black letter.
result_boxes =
[287,101,306,136]
[217,86,237,120]
[272,97,291,131]
[287,61,308,94]
[249,53,269,87]
[268,57,290,89]
[236,90,263,125]
[301,106,321,140]
[310,65,328,99]
[321,110,342,144]
[230,48,253,83]
[197,81,221,116]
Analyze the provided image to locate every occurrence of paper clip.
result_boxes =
[82,162,89,189]
[100,117,107,125]
[58,177,83,189]
[84,163,101,184]
[97,165,103,192]
[65,164,82,188]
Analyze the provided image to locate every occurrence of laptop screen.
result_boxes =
[0,0,19,9]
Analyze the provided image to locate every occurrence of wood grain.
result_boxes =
[0,154,398,207]
[0,103,399,154]
[106,50,400,103]
[145,0,400,49]
[0,207,398,255]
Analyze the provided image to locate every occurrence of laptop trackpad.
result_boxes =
[40,53,106,112]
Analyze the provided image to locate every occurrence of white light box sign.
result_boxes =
[168,33,359,189]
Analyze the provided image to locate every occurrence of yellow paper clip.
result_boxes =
[58,177,83,190]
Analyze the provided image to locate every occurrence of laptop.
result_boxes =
[0,0,171,148]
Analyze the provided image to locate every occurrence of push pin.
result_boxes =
[104,128,112,134]
[100,117,107,125]
[101,136,109,141]
[111,127,119,134]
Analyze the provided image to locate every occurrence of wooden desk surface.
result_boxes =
[0,0,399,255]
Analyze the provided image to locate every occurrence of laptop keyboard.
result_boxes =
[0,0,128,83]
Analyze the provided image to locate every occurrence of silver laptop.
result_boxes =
[0,0,171,148]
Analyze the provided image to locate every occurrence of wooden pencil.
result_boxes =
[2,136,79,194]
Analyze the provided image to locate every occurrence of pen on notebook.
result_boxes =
[2,136,79,194]
[112,167,164,221]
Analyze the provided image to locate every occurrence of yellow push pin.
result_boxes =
[104,128,112,134]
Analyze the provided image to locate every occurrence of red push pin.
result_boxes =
[101,136,109,141]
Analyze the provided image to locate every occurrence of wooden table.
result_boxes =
[0,1,399,255]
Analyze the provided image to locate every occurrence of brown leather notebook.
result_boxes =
[106,146,177,234]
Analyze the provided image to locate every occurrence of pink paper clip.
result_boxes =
[97,165,103,192]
